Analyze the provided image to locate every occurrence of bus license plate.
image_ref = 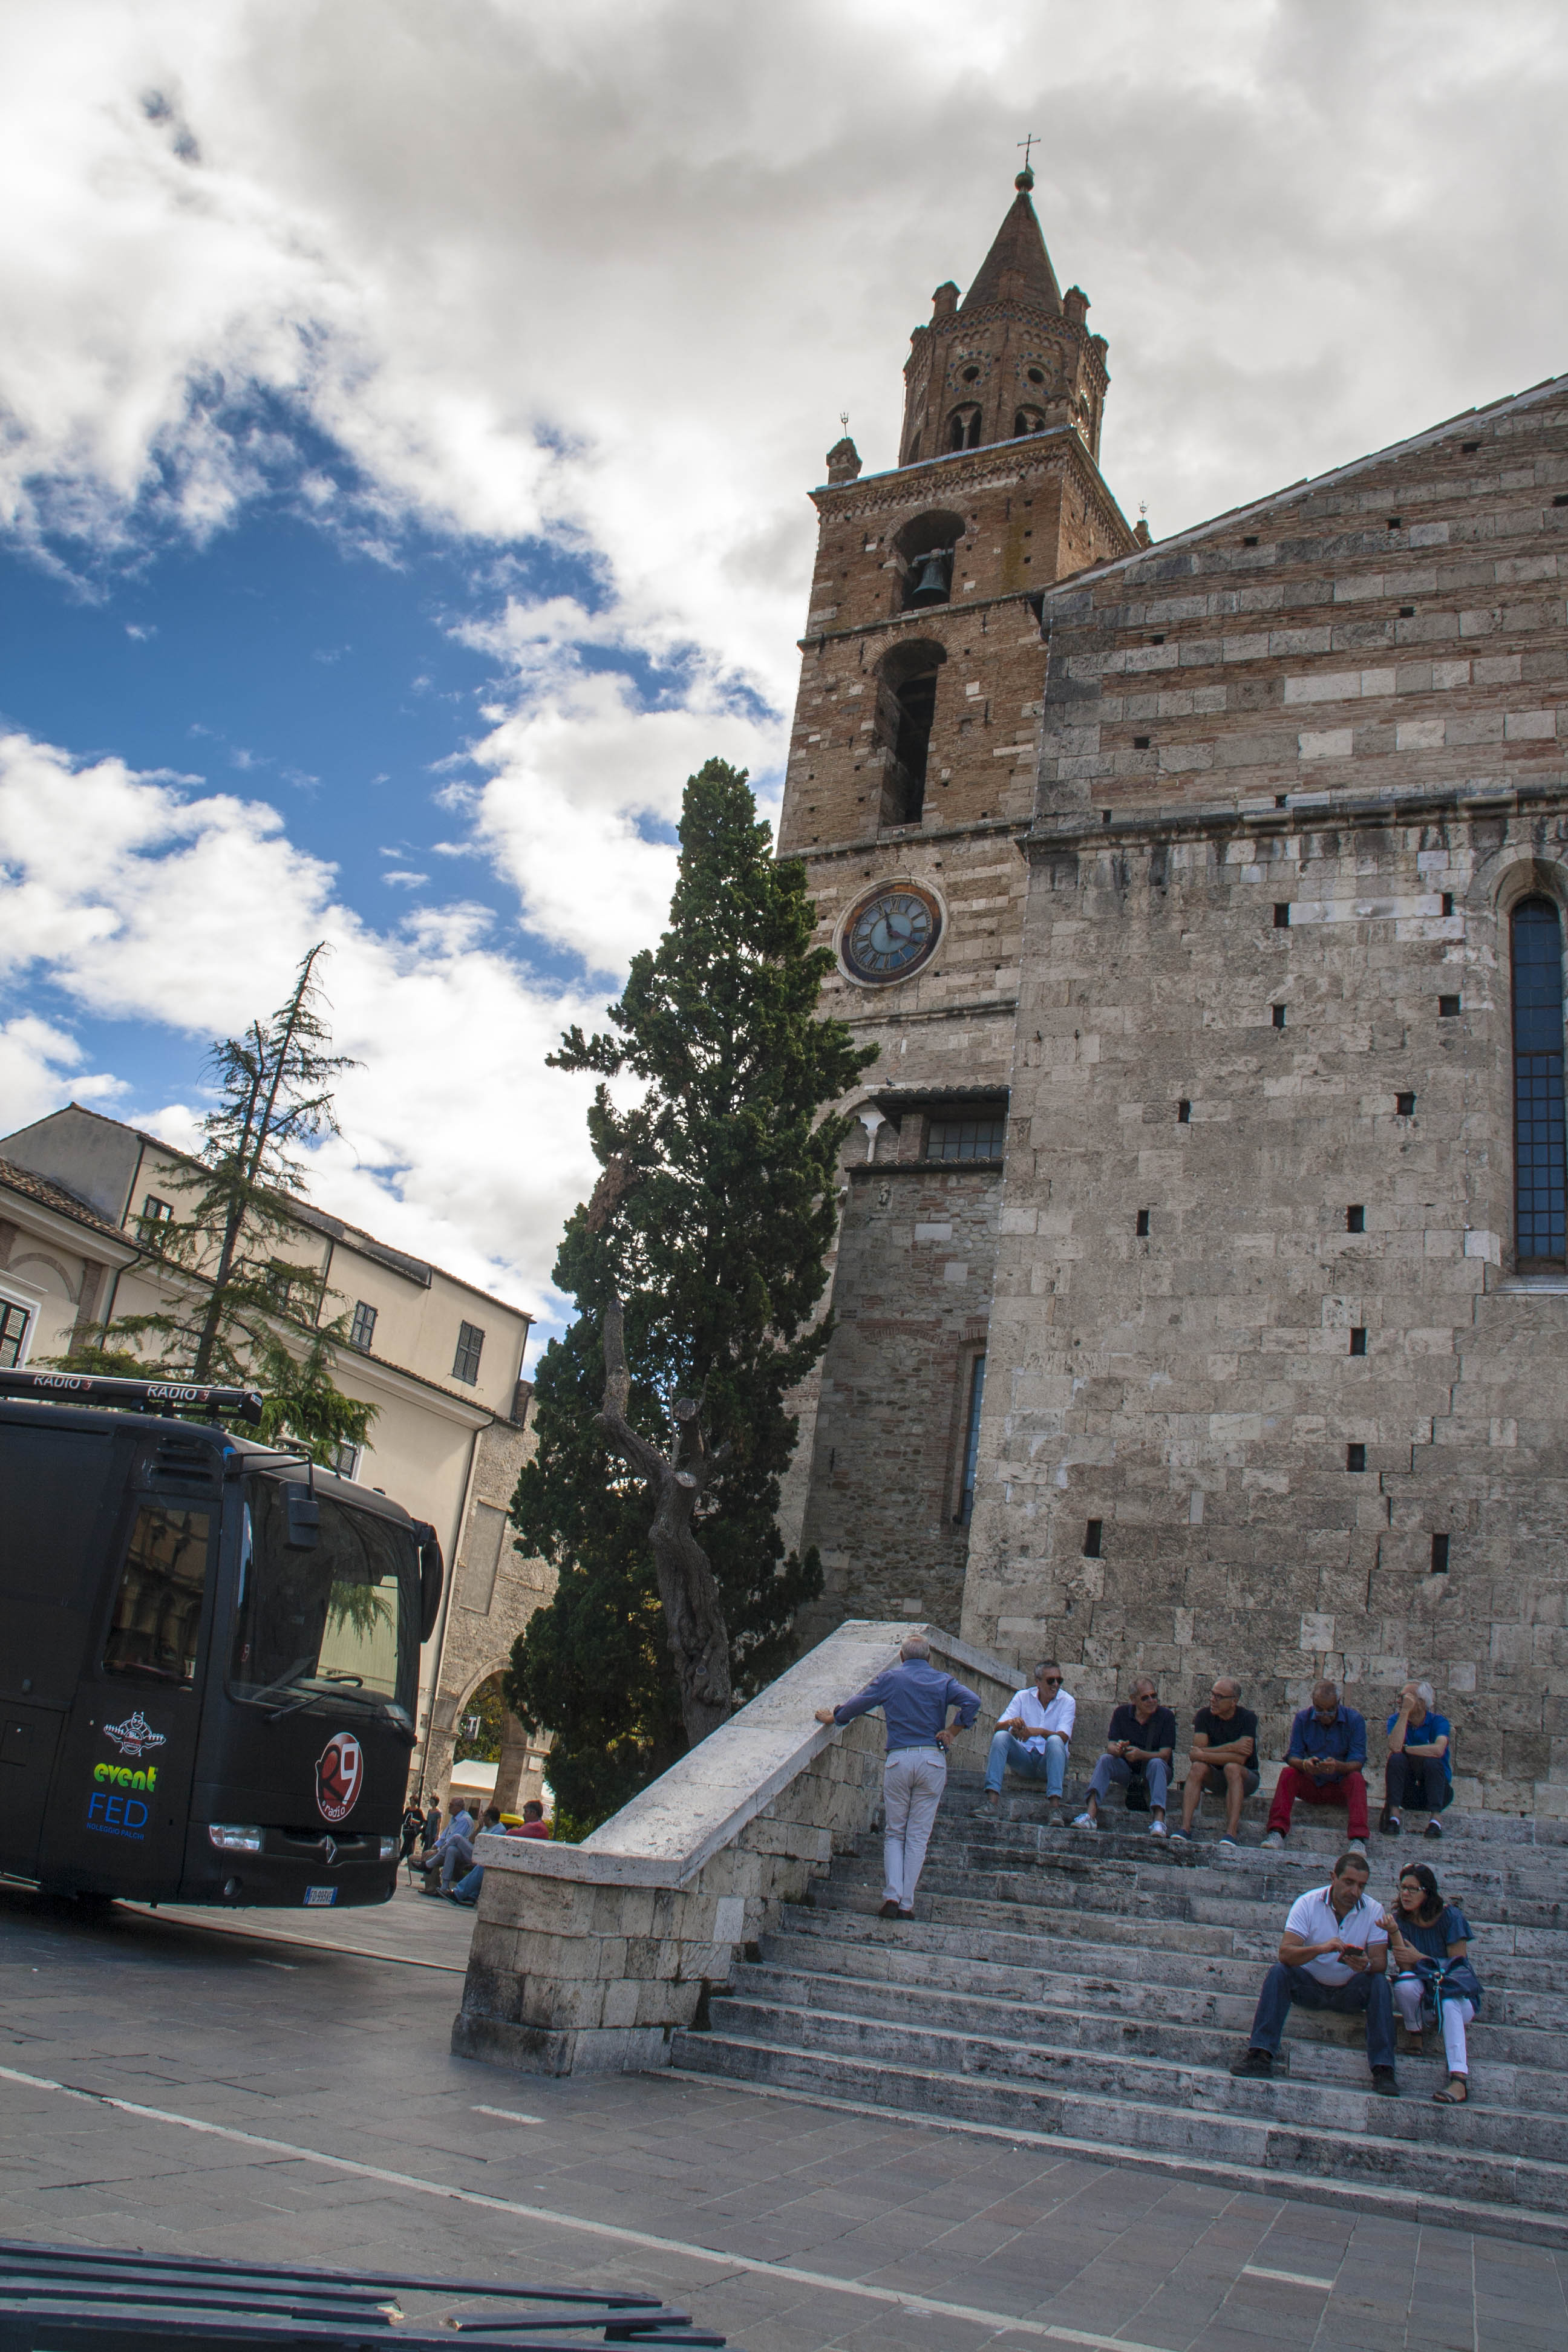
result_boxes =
[304,1886,338,1906]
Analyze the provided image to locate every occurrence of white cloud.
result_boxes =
[0,730,605,1325]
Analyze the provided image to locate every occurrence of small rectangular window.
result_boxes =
[1347,1205,1365,1233]
[331,1441,359,1481]
[1242,535,1259,547]
[1431,1532,1450,1573]
[103,1501,211,1683]
[926,1115,1005,1162]
[348,1301,377,1352]
[0,1300,31,1368]
[956,1352,987,1527]
[1083,1518,1103,1558]
[1555,494,1568,509]
[452,1321,485,1385]
[1272,1004,1287,1029]
[1387,517,1403,530]
[1135,1209,1150,1237]
[1441,893,1454,918]
[1399,604,1416,617]
[1177,1100,1191,1124]
[1346,1443,1367,1473]
[1132,735,1151,750]
[1461,440,1480,452]
[1350,1327,1367,1356]
[139,1195,174,1244]
[1273,903,1290,928]
[1439,995,1461,1018]
[1396,1092,1416,1117]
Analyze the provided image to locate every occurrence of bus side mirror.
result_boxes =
[285,1489,321,1548]
[417,1527,443,1644]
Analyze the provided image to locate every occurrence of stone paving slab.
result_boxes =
[1,1882,1564,2351]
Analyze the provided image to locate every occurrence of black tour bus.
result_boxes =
[0,1368,442,1909]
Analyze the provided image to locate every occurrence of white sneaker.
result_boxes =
[1072,1811,1096,1831]
[1218,1835,1238,1851]
[1347,1837,1368,1857]
[1149,1819,1168,1838]
[1261,1830,1284,1851]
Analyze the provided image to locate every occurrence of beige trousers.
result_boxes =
[882,1745,947,1910]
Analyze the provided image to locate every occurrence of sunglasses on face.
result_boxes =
[1039,1676,1062,1685]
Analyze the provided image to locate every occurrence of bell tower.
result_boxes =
[777,169,1138,1644]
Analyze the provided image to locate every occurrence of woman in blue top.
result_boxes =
[1379,1861,1482,2104]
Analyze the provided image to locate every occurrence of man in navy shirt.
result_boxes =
[816,1635,980,1918]
[1072,1676,1178,1837]
[1263,1679,1368,1852]
[1382,1680,1453,1839]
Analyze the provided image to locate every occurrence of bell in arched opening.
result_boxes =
[906,547,952,607]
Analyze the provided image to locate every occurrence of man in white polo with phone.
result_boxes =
[1229,1847,1399,2094]
[983,1659,1076,1824]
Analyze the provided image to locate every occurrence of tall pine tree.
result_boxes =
[506,760,875,1820]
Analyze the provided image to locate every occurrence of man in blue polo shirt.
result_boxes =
[816,1634,981,1919]
[1262,1679,1368,1852]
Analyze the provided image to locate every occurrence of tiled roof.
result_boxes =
[0,1157,128,1246]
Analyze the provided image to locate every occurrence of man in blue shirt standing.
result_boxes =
[816,1635,981,1918]
[1261,1679,1369,1853]
[1381,1680,1453,1840]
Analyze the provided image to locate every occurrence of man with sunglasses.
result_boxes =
[984,1661,1076,1824]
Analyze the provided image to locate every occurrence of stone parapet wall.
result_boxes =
[450,1621,1019,2077]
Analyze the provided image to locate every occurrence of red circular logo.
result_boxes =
[315,1731,364,1824]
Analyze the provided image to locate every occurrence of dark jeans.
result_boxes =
[1247,1961,1396,2071]
[1384,1753,1453,1812]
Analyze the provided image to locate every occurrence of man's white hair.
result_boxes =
[1416,1680,1436,1710]
[900,1633,932,1660]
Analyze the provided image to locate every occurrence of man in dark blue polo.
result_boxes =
[1263,1679,1368,1852]
[816,1634,981,1918]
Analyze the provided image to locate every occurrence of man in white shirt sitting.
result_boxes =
[1229,1849,1399,2094]
[984,1661,1076,1824]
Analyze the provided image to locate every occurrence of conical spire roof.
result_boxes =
[959,176,1062,318]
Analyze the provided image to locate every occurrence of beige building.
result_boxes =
[779,169,1568,1814]
[0,1102,555,1805]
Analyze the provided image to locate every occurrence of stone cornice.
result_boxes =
[780,813,1029,865]
[811,427,1134,552]
[797,587,1044,655]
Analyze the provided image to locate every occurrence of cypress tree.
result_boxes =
[505,759,875,1820]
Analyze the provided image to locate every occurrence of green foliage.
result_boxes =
[53,946,374,1465]
[454,1673,506,1766]
[506,758,875,1814]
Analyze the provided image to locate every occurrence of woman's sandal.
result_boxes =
[1432,2075,1469,2105]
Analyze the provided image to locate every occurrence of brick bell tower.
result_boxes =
[779,167,1138,1642]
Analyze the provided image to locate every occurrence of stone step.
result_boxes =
[699,1993,1568,2163]
[938,1824,1568,1902]
[796,1888,1565,1994]
[751,1936,1568,2065]
[826,1855,1568,1948]
[942,1772,1568,1851]
[671,2029,1568,2217]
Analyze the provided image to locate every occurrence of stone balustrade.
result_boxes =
[450,1619,1019,2076]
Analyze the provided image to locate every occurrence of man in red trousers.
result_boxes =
[1262,1679,1368,1854]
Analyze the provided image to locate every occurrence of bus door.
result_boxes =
[41,1474,223,1898]
[0,1416,120,1883]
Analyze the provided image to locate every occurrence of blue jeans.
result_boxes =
[450,1863,484,1903]
[1088,1753,1169,1813]
[1247,1961,1396,2071]
[985,1730,1068,1797]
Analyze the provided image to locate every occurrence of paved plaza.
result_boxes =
[0,1881,1563,2352]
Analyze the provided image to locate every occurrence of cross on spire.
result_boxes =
[1017,131,1037,171]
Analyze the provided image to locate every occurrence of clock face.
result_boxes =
[841,883,942,984]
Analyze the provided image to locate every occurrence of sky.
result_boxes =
[3,0,1567,1357]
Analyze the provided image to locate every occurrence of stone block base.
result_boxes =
[451,2010,670,2076]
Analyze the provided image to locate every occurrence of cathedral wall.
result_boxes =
[961,382,1568,1813]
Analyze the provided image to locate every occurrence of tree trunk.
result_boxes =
[595,1295,732,1748]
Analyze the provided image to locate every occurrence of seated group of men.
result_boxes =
[985,1664,1454,1850]
[413,1796,549,1904]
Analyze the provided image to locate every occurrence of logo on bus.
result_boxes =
[103,1711,168,1760]
[315,1731,364,1823]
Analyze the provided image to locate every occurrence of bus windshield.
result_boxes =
[230,1478,418,1726]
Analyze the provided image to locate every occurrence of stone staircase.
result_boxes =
[670,1770,1568,2246]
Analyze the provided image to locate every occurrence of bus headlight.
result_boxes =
[378,1837,397,1861]
[207,1823,264,1854]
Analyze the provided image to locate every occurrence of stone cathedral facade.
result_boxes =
[777,168,1568,1815]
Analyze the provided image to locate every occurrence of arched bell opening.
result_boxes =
[893,509,964,613]
[872,639,947,829]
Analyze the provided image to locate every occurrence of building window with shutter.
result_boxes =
[349,1300,377,1352]
[0,1299,31,1368]
[927,1114,1005,1162]
[452,1320,485,1385]
[1512,896,1567,1265]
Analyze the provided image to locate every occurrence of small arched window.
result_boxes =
[1013,408,1045,437]
[947,406,982,452]
[1512,895,1567,1264]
